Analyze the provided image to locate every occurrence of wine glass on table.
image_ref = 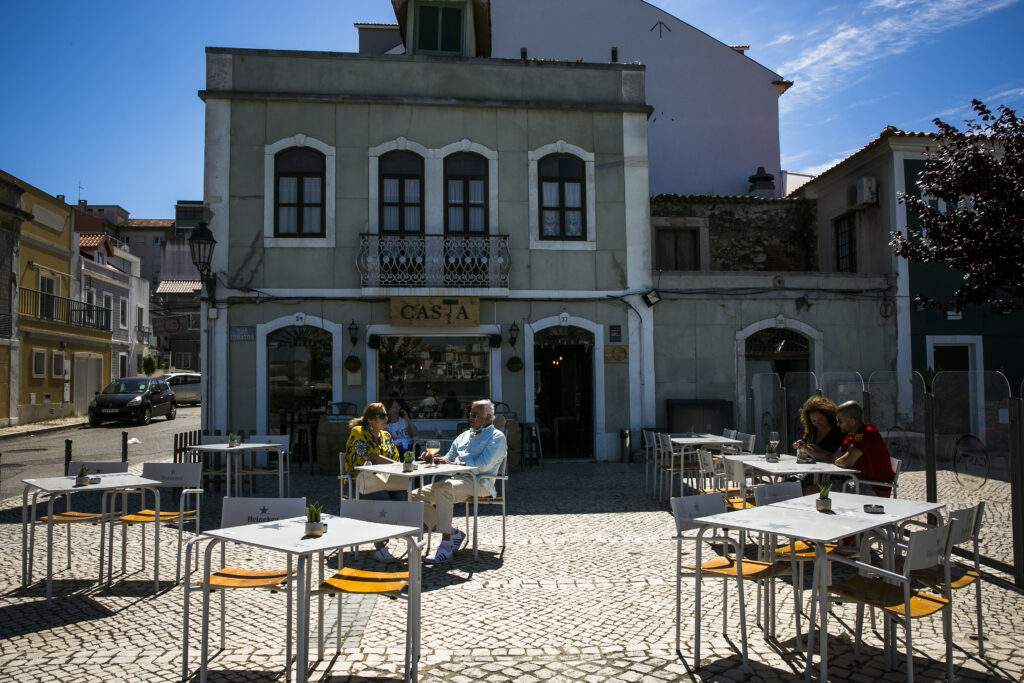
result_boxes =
[424,439,441,467]
[768,431,780,455]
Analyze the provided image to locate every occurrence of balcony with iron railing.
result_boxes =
[356,234,510,293]
[19,288,111,332]
[136,325,151,344]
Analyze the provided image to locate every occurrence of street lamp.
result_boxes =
[188,221,217,300]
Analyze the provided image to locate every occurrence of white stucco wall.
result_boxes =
[488,0,784,197]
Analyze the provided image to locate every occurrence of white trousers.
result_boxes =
[412,477,482,535]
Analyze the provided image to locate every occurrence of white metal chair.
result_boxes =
[827,522,954,683]
[239,433,292,495]
[28,460,129,581]
[722,458,754,510]
[182,496,306,683]
[313,499,425,669]
[844,456,901,498]
[110,462,203,584]
[460,455,508,549]
[671,494,796,675]
[642,429,658,494]
[906,501,986,657]
[695,448,726,495]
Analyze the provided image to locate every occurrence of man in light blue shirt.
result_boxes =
[413,398,506,564]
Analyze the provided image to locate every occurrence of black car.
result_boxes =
[89,377,177,426]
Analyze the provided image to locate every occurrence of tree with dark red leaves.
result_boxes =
[891,99,1024,313]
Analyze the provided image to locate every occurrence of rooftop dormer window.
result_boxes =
[416,3,463,55]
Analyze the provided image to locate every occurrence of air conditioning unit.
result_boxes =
[846,177,878,209]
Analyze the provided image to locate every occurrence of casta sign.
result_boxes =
[390,297,480,326]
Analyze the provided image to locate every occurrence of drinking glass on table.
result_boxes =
[768,431,780,453]
[424,439,441,466]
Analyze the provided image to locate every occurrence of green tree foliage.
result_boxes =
[142,355,157,376]
[891,99,1024,313]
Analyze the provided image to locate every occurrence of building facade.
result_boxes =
[198,0,903,458]
[796,127,1024,392]
[368,0,789,197]
[0,171,112,425]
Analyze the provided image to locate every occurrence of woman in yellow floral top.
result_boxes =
[345,403,409,563]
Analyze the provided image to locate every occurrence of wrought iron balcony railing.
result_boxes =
[19,288,111,332]
[136,326,151,344]
[356,234,510,289]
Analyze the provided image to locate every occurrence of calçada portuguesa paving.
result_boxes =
[1,458,1022,682]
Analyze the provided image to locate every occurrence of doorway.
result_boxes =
[533,325,594,458]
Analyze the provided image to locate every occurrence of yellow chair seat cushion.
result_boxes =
[829,575,949,618]
[120,509,196,523]
[195,566,294,589]
[39,511,101,524]
[334,566,408,581]
[908,563,979,589]
[774,540,842,560]
[683,555,790,580]
[321,576,407,594]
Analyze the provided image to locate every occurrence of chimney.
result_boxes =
[747,166,775,198]
[56,194,65,203]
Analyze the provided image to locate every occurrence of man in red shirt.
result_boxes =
[835,400,895,497]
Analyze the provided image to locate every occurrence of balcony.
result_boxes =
[356,234,510,291]
[19,288,111,332]
[136,326,151,344]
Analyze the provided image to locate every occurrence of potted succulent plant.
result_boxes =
[506,356,524,372]
[305,501,326,536]
[816,484,832,512]
[344,355,362,373]
[227,432,238,447]
[75,464,91,487]
[402,450,415,472]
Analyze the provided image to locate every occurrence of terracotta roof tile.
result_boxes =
[126,219,174,228]
[155,280,201,294]
[79,233,106,248]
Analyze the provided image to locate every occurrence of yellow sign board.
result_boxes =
[390,297,480,326]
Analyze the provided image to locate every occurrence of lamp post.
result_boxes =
[188,222,217,302]
[188,221,217,432]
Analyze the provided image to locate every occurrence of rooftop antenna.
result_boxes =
[77,182,85,203]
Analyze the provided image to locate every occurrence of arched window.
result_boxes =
[380,151,424,233]
[444,152,488,234]
[275,147,325,237]
[538,154,586,240]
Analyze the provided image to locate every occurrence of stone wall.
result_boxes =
[651,194,817,271]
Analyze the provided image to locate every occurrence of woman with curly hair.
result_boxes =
[792,396,844,462]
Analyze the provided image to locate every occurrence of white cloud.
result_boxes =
[777,0,1021,113]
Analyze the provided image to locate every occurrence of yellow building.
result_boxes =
[0,170,112,425]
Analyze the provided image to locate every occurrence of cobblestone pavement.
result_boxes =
[1,458,1021,682]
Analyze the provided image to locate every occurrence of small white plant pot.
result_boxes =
[75,475,91,487]
[816,498,832,512]
[305,522,326,537]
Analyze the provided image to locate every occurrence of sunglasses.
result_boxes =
[374,412,388,419]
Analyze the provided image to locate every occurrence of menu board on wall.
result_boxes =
[390,297,480,327]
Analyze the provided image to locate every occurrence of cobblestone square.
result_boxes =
[1,459,1020,681]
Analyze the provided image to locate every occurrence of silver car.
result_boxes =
[160,372,202,405]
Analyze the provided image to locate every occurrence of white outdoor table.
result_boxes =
[670,434,744,492]
[21,472,161,604]
[191,513,421,683]
[695,492,944,682]
[189,442,286,497]
[743,454,860,485]
[356,461,481,559]
[671,433,743,449]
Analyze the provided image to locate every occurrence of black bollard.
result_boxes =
[64,439,72,475]
[122,431,128,462]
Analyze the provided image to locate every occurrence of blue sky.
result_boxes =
[3,0,1022,217]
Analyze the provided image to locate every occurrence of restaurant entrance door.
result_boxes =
[533,326,594,458]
